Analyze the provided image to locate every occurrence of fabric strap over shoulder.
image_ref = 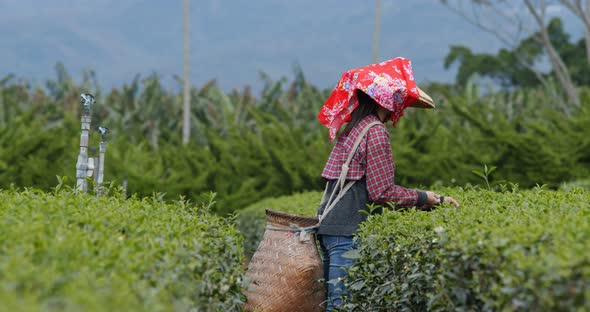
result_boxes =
[317,121,381,224]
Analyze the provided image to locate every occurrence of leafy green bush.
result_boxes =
[341,186,590,311]
[3,68,590,215]
[0,113,80,191]
[236,191,322,257]
[0,188,244,311]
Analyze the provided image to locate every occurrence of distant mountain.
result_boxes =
[0,0,583,93]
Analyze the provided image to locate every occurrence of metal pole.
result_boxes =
[76,93,94,193]
[98,142,106,185]
[90,147,98,183]
[182,0,191,144]
[97,127,109,185]
[373,0,381,63]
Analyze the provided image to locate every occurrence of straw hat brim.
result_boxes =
[409,86,435,109]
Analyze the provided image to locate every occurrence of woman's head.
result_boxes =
[341,90,391,136]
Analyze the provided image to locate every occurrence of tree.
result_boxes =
[445,17,590,90]
[524,0,579,105]
[441,0,580,106]
[559,0,590,64]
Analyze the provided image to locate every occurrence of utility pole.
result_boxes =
[373,0,381,63]
[182,0,191,144]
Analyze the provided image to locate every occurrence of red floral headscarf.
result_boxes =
[318,57,420,140]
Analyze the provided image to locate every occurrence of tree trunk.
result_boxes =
[525,0,580,106]
[439,1,562,104]
[560,0,590,64]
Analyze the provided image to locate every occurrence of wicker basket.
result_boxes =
[244,209,325,312]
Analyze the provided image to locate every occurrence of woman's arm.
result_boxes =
[365,126,460,209]
[365,126,419,207]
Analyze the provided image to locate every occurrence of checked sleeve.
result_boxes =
[365,126,419,208]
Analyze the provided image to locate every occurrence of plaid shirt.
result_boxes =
[321,114,418,207]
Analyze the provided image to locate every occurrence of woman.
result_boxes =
[316,57,459,310]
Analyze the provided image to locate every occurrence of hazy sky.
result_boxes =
[0,0,584,93]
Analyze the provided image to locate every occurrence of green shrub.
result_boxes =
[236,191,322,257]
[3,69,590,216]
[341,186,590,311]
[0,188,244,311]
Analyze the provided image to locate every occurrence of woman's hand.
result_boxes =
[439,195,460,207]
[425,191,460,208]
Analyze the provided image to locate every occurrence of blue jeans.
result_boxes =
[319,235,356,311]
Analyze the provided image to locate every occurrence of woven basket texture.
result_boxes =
[244,209,325,312]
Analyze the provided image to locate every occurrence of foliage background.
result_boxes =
[2,15,590,215]
[1,63,590,215]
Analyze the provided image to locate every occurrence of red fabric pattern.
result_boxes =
[321,115,418,208]
[318,57,420,141]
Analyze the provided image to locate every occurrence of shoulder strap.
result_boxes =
[318,120,381,223]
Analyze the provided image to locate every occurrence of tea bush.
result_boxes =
[341,186,590,311]
[238,187,590,310]
[0,188,244,311]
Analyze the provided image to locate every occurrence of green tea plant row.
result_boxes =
[237,186,590,310]
[0,188,244,311]
[3,185,589,310]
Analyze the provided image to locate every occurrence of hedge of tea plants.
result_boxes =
[0,188,244,311]
[238,186,590,310]
[342,186,590,311]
